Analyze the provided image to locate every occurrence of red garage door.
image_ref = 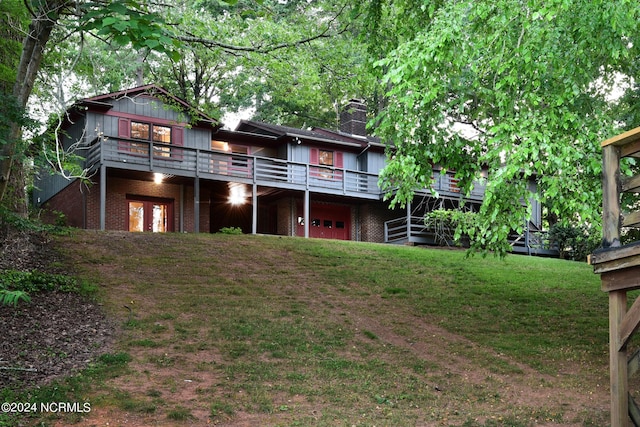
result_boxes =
[297,204,350,240]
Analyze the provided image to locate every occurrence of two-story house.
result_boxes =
[32,84,551,254]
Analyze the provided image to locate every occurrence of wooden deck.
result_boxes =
[85,137,486,202]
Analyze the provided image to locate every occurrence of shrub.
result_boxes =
[0,289,31,307]
[548,223,599,261]
[0,270,83,293]
[423,209,478,247]
[218,226,243,235]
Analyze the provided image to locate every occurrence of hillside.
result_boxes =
[4,230,613,426]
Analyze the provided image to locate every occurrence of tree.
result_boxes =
[369,0,640,256]
[159,0,376,129]
[1,0,182,214]
[0,0,31,214]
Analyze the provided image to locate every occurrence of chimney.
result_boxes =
[340,99,367,136]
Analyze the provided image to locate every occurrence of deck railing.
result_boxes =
[384,216,558,255]
[85,137,485,201]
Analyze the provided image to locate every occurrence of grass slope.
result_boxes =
[34,231,616,425]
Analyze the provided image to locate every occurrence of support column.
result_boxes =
[611,290,629,427]
[99,165,106,231]
[406,201,411,241]
[194,176,200,233]
[602,144,627,427]
[304,190,310,238]
[179,184,184,233]
[602,145,621,248]
[252,183,258,235]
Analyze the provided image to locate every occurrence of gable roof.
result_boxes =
[75,84,221,130]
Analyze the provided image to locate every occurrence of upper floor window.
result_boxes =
[117,118,184,160]
[319,150,334,167]
[131,121,172,157]
[310,148,343,180]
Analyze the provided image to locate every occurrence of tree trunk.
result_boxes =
[0,1,63,213]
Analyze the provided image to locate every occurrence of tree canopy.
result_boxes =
[370,0,640,255]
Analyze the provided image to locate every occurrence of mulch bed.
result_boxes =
[0,225,115,390]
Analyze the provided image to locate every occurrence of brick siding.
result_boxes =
[42,175,211,233]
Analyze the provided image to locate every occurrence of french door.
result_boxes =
[128,198,174,232]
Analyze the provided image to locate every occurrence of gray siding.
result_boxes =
[86,112,105,145]
[364,151,387,175]
[290,144,307,163]
[186,128,211,150]
[111,96,189,123]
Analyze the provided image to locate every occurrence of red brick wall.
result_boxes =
[39,180,86,228]
[42,175,398,241]
[359,202,402,243]
[43,175,211,233]
[276,197,294,236]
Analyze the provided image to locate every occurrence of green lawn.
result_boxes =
[4,231,612,426]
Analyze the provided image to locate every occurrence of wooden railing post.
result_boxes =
[593,131,640,427]
[601,143,628,427]
[602,145,621,249]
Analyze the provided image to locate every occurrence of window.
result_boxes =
[310,148,343,180]
[318,150,334,179]
[130,122,150,154]
[153,125,171,157]
[130,121,172,157]
[131,122,150,139]
[319,150,333,167]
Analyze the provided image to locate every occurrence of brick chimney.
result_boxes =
[339,99,367,136]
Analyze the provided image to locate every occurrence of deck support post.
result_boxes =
[99,165,106,231]
[194,176,200,233]
[179,184,184,233]
[304,189,310,238]
[603,144,628,427]
[406,201,412,242]
[252,183,258,235]
[611,289,629,427]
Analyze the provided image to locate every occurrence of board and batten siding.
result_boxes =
[360,151,387,176]
[109,96,190,124]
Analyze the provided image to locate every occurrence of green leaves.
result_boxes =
[0,289,30,307]
[371,0,640,254]
[79,1,182,62]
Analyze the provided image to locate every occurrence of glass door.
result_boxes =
[128,199,173,232]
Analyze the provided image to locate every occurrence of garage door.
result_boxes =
[297,204,350,240]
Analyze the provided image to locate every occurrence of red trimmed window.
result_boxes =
[117,118,184,159]
[310,148,343,180]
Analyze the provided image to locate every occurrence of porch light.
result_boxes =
[228,183,247,205]
[154,173,164,184]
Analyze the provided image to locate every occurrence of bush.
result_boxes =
[218,226,243,235]
[0,270,90,307]
[0,270,83,293]
[0,289,30,307]
[548,223,599,261]
[423,209,478,247]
